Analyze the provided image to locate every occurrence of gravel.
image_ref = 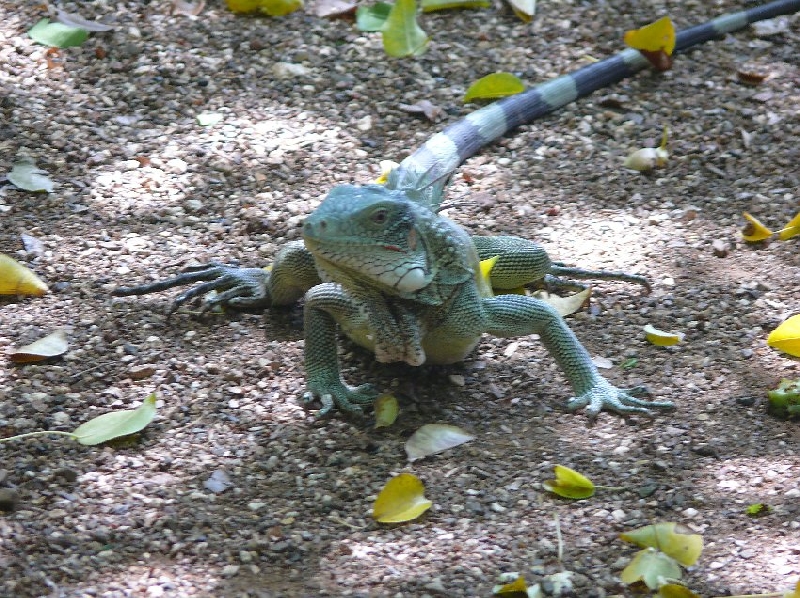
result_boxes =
[1,0,799,596]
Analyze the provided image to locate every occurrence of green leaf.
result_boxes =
[72,393,158,445]
[620,548,682,590]
[381,0,429,57]
[745,503,772,517]
[356,2,392,31]
[620,523,703,567]
[464,73,525,103]
[28,18,89,48]
[7,158,55,192]
[420,0,489,12]
[767,378,800,420]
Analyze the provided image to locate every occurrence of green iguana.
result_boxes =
[113,0,800,418]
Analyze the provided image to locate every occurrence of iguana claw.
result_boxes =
[303,382,379,416]
[567,379,674,419]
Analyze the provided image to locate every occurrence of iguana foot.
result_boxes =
[113,263,272,313]
[567,379,674,419]
[303,382,379,416]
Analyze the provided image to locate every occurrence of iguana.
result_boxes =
[113,0,800,418]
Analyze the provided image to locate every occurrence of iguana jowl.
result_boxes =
[114,0,800,417]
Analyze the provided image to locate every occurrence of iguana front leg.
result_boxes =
[302,283,380,415]
[483,294,673,417]
[112,240,320,312]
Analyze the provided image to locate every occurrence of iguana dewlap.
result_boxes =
[113,0,800,417]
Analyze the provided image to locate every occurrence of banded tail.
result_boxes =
[386,0,800,206]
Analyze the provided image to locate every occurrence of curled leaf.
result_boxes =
[741,212,773,242]
[624,16,675,54]
[532,288,592,317]
[620,522,703,566]
[464,73,525,102]
[374,393,399,428]
[620,548,682,590]
[767,314,800,357]
[644,324,684,347]
[507,0,535,22]
[0,254,49,296]
[72,393,158,445]
[656,583,700,598]
[372,473,432,523]
[9,330,68,363]
[492,574,528,595]
[405,424,475,462]
[542,465,595,499]
[778,212,800,241]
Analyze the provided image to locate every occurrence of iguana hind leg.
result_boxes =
[471,235,649,291]
[482,293,673,417]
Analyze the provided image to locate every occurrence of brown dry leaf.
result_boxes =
[398,100,442,122]
[9,330,69,363]
[0,254,49,296]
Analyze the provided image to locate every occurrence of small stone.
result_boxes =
[711,239,729,257]
[222,564,240,577]
[0,488,20,512]
[272,62,309,78]
[128,364,157,380]
[448,374,465,386]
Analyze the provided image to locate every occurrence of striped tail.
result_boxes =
[386,0,800,206]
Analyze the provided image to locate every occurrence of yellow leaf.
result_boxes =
[9,330,68,363]
[621,548,682,590]
[785,579,800,598]
[656,584,700,598]
[620,522,703,566]
[464,73,525,103]
[0,254,49,296]
[420,0,489,12]
[479,255,499,291]
[542,465,595,499]
[381,0,429,58]
[767,314,800,357]
[507,0,535,22]
[374,160,399,185]
[624,16,675,55]
[372,473,432,523]
[643,324,685,347]
[225,0,303,16]
[492,575,528,595]
[741,212,773,242]
[532,288,592,317]
[778,212,800,241]
[374,393,399,428]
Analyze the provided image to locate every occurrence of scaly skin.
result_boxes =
[112,1,800,417]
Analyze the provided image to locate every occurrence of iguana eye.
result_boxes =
[371,209,388,224]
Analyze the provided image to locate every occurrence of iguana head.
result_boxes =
[303,184,435,294]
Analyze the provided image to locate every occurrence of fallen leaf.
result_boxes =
[643,324,685,347]
[225,0,303,16]
[7,158,55,192]
[372,473,432,523]
[0,254,49,296]
[542,465,595,499]
[398,99,442,122]
[592,355,614,369]
[55,9,114,31]
[532,288,592,317]
[374,394,399,428]
[464,73,525,103]
[72,393,158,445]
[172,0,207,15]
[623,146,669,171]
[312,0,357,17]
[21,234,45,254]
[620,522,703,566]
[785,580,800,598]
[656,583,700,598]
[778,212,800,241]
[767,314,800,357]
[741,212,773,241]
[381,0,429,57]
[767,378,800,420]
[9,330,68,363]
[28,18,89,48]
[624,16,675,54]
[744,503,772,517]
[506,0,535,22]
[620,548,682,590]
[204,469,232,493]
[492,574,528,595]
[405,423,475,462]
[355,2,392,31]
[420,0,490,12]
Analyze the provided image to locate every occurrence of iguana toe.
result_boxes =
[568,381,674,419]
[304,382,378,416]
